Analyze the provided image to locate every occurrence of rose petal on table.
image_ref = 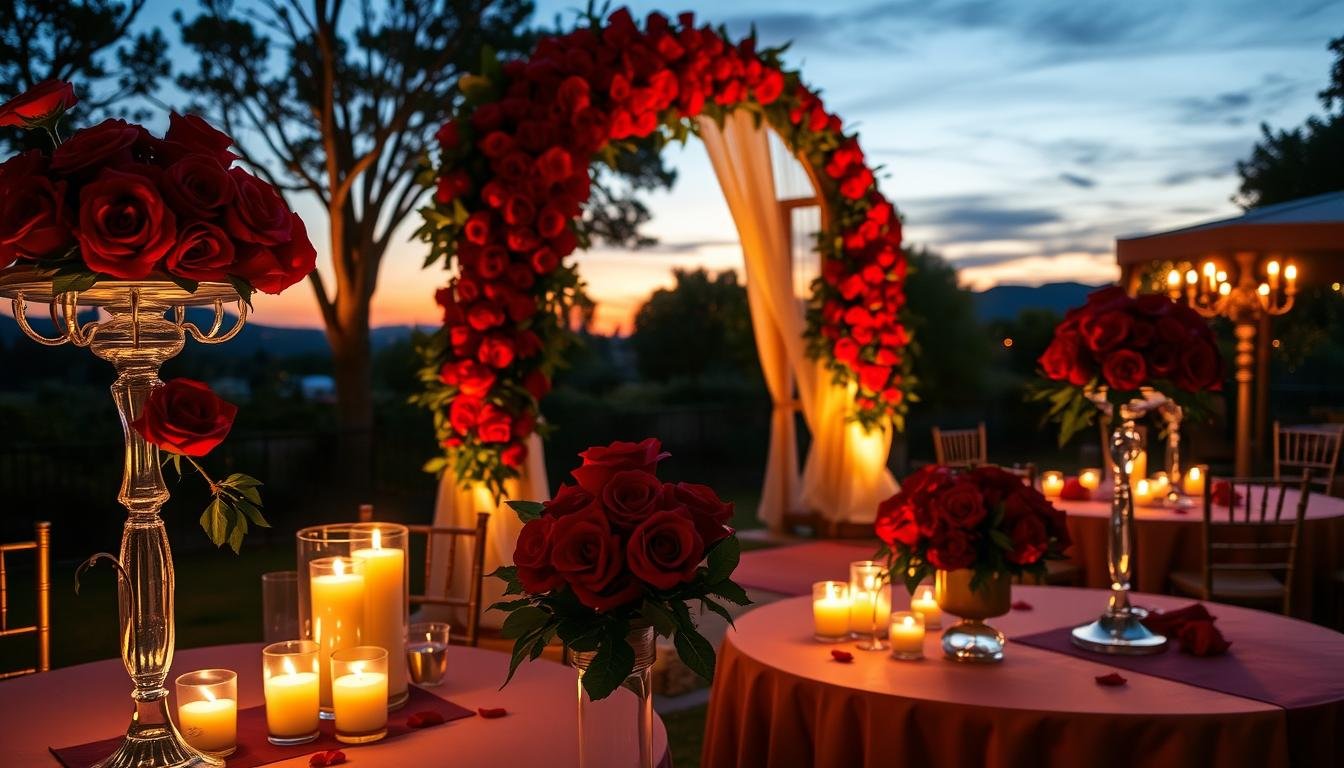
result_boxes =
[1010,600,1033,611]
[830,649,854,663]
[326,751,347,766]
[309,754,329,768]
[478,706,509,719]
[408,710,446,728]
[1095,672,1127,687]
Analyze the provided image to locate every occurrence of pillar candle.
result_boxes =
[351,529,408,703]
[1184,466,1207,497]
[910,585,942,629]
[311,557,366,709]
[332,666,388,735]
[812,581,850,640]
[178,693,237,754]
[264,659,320,740]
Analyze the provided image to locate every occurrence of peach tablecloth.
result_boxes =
[1058,490,1344,621]
[0,643,669,768]
[701,586,1344,768]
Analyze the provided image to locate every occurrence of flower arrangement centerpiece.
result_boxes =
[493,438,747,766]
[0,81,312,768]
[876,465,1070,662]
[1033,286,1224,655]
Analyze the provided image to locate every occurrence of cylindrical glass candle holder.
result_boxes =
[910,584,943,629]
[262,570,300,643]
[1079,468,1101,492]
[174,669,237,757]
[299,522,410,714]
[811,581,850,642]
[331,646,389,744]
[1041,471,1064,498]
[407,622,451,687]
[888,611,926,660]
[849,561,890,650]
[263,640,320,745]
[309,554,365,718]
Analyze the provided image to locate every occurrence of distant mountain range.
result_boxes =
[969,281,1105,322]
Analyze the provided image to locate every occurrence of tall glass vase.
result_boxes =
[569,625,656,768]
[1071,388,1168,655]
[1,272,247,768]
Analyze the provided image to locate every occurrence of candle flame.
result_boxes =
[1285,264,1298,281]
[351,662,364,676]
[334,557,345,576]
[283,657,297,676]
[1185,269,1197,285]
[903,615,915,628]
[918,586,933,601]
[1258,283,1270,297]
[1166,269,1180,287]
[1267,260,1280,276]
[1202,262,1216,277]
[203,687,216,703]
[372,527,382,550]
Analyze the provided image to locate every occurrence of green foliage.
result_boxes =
[174,459,268,554]
[630,269,761,382]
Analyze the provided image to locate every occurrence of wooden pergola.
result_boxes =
[1115,191,1344,475]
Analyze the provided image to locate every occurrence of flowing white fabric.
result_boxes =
[698,112,897,526]
[420,432,549,629]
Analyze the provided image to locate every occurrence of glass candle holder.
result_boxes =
[407,622,451,686]
[1078,468,1101,491]
[811,581,850,642]
[263,640,320,746]
[1183,465,1207,497]
[262,570,300,643]
[1041,471,1064,498]
[308,554,366,718]
[910,584,942,629]
[298,523,410,713]
[848,561,890,651]
[174,669,237,757]
[331,646,389,744]
[888,612,925,660]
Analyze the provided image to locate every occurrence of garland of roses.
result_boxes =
[415,7,915,496]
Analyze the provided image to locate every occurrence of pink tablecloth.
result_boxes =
[701,586,1344,768]
[0,643,669,768]
[1057,490,1344,621]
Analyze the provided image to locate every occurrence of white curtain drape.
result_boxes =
[698,112,897,527]
[420,431,549,629]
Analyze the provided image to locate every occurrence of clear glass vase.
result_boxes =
[569,625,656,768]
[1071,388,1169,654]
[0,273,249,768]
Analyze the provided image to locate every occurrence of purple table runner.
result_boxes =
[51,686,475,768]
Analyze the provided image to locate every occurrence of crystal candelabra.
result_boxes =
[0,270,247,768]
[1166,252,1297,476]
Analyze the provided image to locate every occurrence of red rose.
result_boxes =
[467,302,506,331]
[479,131,516,158]
[1133,293,1174,317]
[1084,311,1133,352]
[600,469,663,530]
[535,147,574,183]
[530,247,559,274]
[549,508,641,611]
[1149,344,1179,377]
[1177,619,1231,657]
[536,206,567,239]
[858,364,890,393]
[165,221,235,282]
[130,378,237,457]
[662,482,733,546]
[231,214,316,294]
[875,497,920,549]
[436,120,461,151]
[435,170,472,204]
[477,333,516,369]
[1101,348,1147,391]
[626,509,705,590]
[544,483,597,517]
[1002,507,1048,565]
[503,194,535,226]
[463,211,492,245]
[1176,343,1220,392]
[501,442,528,467]
[0,174,73,263]
[839,167,874,200]
[477,403,513,443]
[0,80,77,127]
[571,438,669,494]
[927,528,977,571]
[934,481,986,529]
[1060,477,1091,501]
[448,397,482,435]
[224,168,293,245]
[833,337,859,364]
[76,168,176,279]
[513,516,562,593]
[161,113,236,164]
[51,119,144,174]
[162,155,235,219]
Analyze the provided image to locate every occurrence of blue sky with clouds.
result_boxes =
[141,0,1344,330]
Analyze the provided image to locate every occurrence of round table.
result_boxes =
[0,643,669,767]
[1056,489,1344,621]
[701,586,1344,768]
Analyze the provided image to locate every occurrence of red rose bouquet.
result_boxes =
[876,465,1071,592]
[493,438,749,700]
[0,81,314,299]
[1032,286,1222,444]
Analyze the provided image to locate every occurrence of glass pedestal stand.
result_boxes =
[0,271,247,768]
[1071,390,1168,655]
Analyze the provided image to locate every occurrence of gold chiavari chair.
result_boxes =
[1274,422,1344,495]
[1,521,51,679]
[932,423,987,468]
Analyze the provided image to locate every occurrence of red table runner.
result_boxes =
[51,686,474,768]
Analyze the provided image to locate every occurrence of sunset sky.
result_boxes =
[146,0,1343,333]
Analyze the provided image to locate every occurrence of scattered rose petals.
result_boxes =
[1010,600,1033,611]
[478,706,509,719]
[830,649,854,663]
[1095,672,1127,687]
[407,710,447,728]
[309,750,346,767]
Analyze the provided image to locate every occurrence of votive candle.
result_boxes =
[1133,479,1155,505]
[910,585,942,629]
[263,640,320,745]
[331,646,388,744]
[1184,465,1207,497]
[1079,468,1101,491]
[888,612,925,660]
[812,581,850,642]
[1150,472,1170,496]
[1041,471,1064,499]
[849,561,890,651]
[175,669,237,757]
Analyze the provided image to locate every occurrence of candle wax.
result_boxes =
[264,671,320,738]
[332,671,388,734]
[178,698,237,753]
[351,543,409,701]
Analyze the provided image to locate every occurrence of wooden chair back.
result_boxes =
[1201,473,1310,616]
[1,522,50,679]
[359,505,490,646]
[1274,422,1343,494]
[932,423,987,467]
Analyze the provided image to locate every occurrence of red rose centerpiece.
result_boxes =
[876,464,1070,662]
[494,438,746,702]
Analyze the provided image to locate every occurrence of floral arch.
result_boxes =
[414,7,911,552]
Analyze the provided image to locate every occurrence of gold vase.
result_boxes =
[934,569,1010,662]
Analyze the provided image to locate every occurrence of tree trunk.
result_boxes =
[327,287,374,504]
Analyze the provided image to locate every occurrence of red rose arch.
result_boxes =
[416,7,913,495]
